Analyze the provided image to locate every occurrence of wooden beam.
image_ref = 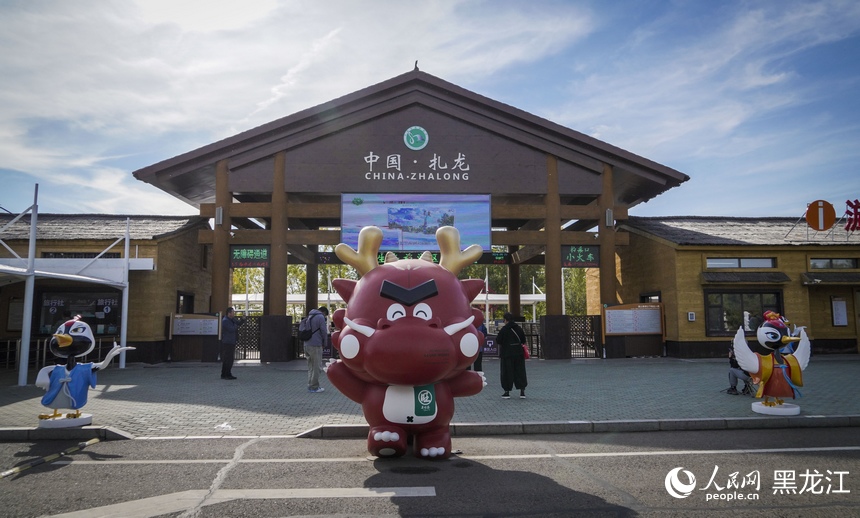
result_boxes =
[287,245,316,265]
[286,203,340,218]
[512,245,545,264]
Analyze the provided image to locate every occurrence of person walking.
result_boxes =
[220,307,244,380]
[497,312,528,399]
[303,306,329,393]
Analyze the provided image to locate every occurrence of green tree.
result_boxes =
[565,268,587,316]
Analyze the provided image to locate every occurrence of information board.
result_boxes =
[603,303,664,336]
[171,314,220,336]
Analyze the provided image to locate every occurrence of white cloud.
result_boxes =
[0,0,857,219]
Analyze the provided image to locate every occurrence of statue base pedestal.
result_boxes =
[751,402,800,416]
[38,414,93,428]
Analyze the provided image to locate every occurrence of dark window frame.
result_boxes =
[41,252,121,259]
[704,289,782,337]
[810,258,859,269]
[706,257,776,269]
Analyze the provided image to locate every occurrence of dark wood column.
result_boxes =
[598,163,618,306]
[211,159,231,313]
[545,154,563,315]
[507,249,521,318]
[268,151,288,316]
[306,263,319,312]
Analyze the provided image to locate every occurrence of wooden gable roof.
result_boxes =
[133,70,688,211]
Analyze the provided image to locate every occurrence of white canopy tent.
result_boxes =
[0,186,148,385]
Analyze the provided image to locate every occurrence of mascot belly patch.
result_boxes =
[382,385,437,424]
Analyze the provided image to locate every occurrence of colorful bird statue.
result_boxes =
[35,316,134,427]
[732,311,810,415]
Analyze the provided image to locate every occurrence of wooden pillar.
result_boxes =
[306,263,319,313]
[507,250,521,318]
[211,159,231,313]
[268,151,288,316]
[598,163,618,306]
[545,154,563,316]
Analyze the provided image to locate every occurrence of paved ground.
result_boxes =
[1,355,858,440]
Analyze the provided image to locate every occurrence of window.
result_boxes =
[177,292,195,314]
[38,290,122,336]
[640,292,661,303]
[810,258,859,269]
[705,290,781,336]
[200,245,210,271]
[706,257,775,268]
[42,252,121,259]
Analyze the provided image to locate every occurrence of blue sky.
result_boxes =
[1,0,858,219]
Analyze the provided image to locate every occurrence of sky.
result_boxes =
[1,0,859,220]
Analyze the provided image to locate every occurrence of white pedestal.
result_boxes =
[38,414,93,428]
[751,402,800,416]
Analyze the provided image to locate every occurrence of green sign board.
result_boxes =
[230,245,271,268]
[562,245,599,268]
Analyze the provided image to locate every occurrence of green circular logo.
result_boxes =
[403,126,429,151]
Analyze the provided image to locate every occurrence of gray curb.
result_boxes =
[294,414,860,439]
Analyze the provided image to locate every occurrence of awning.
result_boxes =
[801,272,860,286]
[701,272,791,284]
[0,258,154,288]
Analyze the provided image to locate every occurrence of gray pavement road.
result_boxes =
[1,355,859,440]
[0,428,858,517]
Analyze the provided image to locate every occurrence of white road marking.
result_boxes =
[48,487,436,518]
[52,445,860,466]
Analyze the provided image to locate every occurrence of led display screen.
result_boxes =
[341,193,491,251]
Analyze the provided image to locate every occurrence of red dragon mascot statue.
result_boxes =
[326,225,487,459]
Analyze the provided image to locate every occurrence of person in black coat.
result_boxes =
[220,307,244,380]
[497,312,528,399]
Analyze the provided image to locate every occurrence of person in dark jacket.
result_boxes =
[303,306,329,393]
[497,312,528,399]
[727,342,753,395]
[220,307,244,380]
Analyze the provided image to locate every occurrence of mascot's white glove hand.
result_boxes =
[476,371,487,387]
[324,358,339,373]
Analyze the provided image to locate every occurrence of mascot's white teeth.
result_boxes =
[344,316,375,337]
[444,315,475,336]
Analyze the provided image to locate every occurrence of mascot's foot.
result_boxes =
[414,431,453,459]
[38,410,63,420]
[368,427,407,458]
[752,401,800,416]
[37,413,93,428]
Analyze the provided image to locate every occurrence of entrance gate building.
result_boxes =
[134,70,688,357]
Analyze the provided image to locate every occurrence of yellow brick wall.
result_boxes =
[0,227,211,343]
[590,230,860,352]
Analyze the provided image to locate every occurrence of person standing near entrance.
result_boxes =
[303,306,329,393]
[220,307,244,380]
[497,312,528,399]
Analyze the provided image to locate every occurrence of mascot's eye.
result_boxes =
[387,303,406,321]
[413,303,432,321]
[765,331,780,340]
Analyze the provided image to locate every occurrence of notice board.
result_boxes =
[603,303,664,337]
[170,313,220,337]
